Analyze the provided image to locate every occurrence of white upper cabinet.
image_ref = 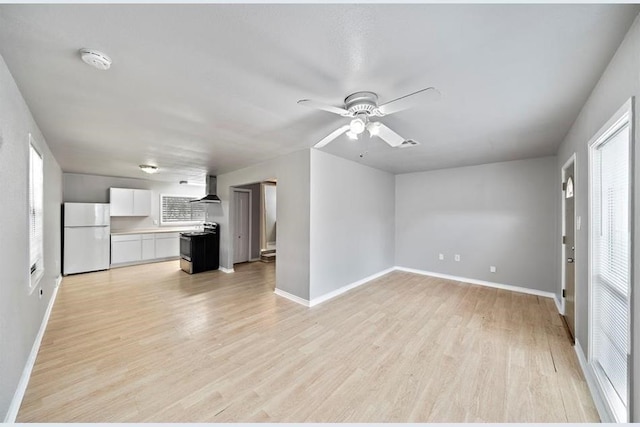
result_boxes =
[110,188,152,217]
[133,189,152,216]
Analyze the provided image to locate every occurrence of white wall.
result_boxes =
[395,156,558,293]
[309,150,395,300]
[208,149,310,300]
[555,13,640,420]
[0,55,62,420]
[63,173,205,231]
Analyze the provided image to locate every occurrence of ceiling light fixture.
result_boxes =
[346,130,358,140]
[139,164,158,174]
[349,116,366,135]
[79,48,112,71]
[368,122,381,137]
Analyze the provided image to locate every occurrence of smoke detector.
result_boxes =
[79,48,112,70]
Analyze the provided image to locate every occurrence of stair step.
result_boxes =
[260,252,276,263]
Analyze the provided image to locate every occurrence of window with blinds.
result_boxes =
[589,105,631,422]
[160,195,205,224]
[29,137,44,289]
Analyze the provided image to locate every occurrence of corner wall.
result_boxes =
[395,156,558,293]
[209,149,310,300]
[309,150,395,301]
[0,55,62,420]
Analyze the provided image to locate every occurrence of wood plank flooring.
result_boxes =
[17,261,599,422]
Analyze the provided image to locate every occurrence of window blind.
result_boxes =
[161,195,205,223]
[29,143,44,275]
[591,122,630,416]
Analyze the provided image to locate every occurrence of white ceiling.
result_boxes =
[0,4,638,183]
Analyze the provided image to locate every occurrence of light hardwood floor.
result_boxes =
[18,261,599,422]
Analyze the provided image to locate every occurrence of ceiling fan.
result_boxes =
[297,87,440,148]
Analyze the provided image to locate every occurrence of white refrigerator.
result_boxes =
[63,203,111,275]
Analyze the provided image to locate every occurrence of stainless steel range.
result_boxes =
[179,222,219,274]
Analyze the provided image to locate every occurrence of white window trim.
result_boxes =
[587,97,633,423]
[28,134,44,294]
[159,194,205,226]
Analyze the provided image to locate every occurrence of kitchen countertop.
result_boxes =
[111,227,200,235]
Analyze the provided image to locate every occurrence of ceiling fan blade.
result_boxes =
[375,123,406,147]
[297,99,351,116]
[377,87,441,116]
[314,125,350,148]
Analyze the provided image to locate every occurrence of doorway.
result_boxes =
[232,188,251,264]
[260,181,277,262]
[561,154,576,343]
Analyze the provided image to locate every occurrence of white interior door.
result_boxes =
[562,161,576,342]
[233,190,250,264]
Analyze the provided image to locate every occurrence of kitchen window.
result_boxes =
[160,195,205,225]
[29,135,44,291]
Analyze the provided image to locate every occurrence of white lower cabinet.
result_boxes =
[155,233,180,258]
[111,234,143,264]
[111,232,182,266]
[142,235,155,260]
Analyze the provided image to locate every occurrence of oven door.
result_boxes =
[179,235,192,261]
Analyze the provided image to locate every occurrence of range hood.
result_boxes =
[190,175,221,203]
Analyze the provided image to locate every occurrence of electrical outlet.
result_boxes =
[438,253,444,260]
[454,254,461,262]
[153,219,158,225]
[490,266,497,273]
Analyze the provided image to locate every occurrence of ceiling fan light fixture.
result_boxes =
[349,117,366,135]
[368,122,381,136]
[139,164,158,174]
[346,130,358,140]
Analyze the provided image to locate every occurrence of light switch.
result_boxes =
[438,253,444,260]
[577,216,581,230]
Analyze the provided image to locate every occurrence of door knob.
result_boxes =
[567,258,574,263]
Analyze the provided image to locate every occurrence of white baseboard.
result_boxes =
[218,267,234,274]
[110,256,180,269]
[274,288,310,307]
[55,275,62,288]
[4,283,60,422]
[554,294,563,314]
[574,340,612,423]
[394,266,556,299]
[309,267,396,307]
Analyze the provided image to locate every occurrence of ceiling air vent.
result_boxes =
[397,139,420,148]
